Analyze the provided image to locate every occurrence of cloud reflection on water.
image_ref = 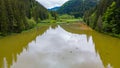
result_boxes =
[11,26,104,68]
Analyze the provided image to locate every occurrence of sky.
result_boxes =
[36,0,69,9]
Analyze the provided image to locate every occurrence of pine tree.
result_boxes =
[103,2,116,33]
[0,0,9,35]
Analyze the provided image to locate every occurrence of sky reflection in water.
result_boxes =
[9,26,105,68]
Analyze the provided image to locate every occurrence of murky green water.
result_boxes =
[0,23,120,68]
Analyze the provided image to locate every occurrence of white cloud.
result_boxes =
[36,0,68,9]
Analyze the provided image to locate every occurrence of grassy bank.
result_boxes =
[100,31,120,38]
[0,18,83,38]
[0,22,50,38]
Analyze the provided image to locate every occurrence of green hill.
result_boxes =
[58,0,98,18]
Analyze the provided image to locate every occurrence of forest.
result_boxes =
[0,0,49,35]
[84,0,120,37]
[57,0,99,18]
[0,0,120,37]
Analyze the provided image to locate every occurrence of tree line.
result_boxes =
[0,0,49,35]
[84,0,120,37]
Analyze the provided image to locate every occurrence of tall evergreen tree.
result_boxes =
[0,0,9,35]
[0,0,49,35]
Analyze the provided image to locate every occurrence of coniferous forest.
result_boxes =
[58,0,99,18]
[84,0,120,37]
[0,0,49,35]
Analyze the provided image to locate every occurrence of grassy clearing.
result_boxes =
[40,18,83,24]
[58,18,83,23]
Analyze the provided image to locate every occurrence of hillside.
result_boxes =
[0,0,49,35]
[48,6,60,11]
[84,0,120,37]
[57,0,99,18]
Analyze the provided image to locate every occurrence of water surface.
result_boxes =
[0,23,120,68]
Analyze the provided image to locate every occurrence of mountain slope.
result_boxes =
[58,0,98,18]
[0,0,49,35]
[48,6,60,11]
